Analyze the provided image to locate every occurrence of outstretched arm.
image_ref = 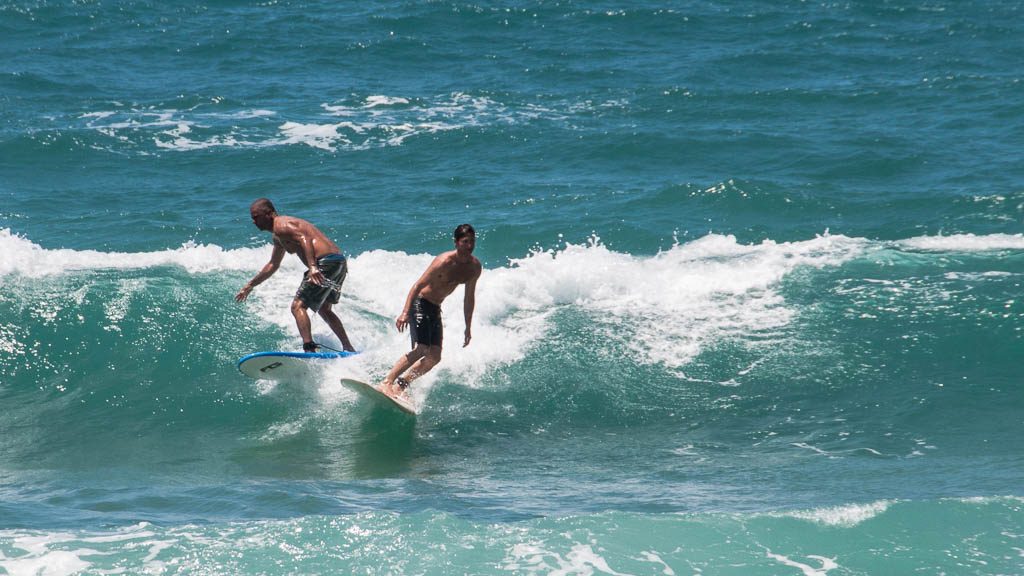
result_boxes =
[236,243,285,302]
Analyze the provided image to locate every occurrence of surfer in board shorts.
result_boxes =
[380,224,481,399]
[235,198,356,353]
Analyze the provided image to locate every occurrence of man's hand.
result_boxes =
[235,284,252,302]
[463,328,472,347]
[395,312,409,332]
[307,267,325,286]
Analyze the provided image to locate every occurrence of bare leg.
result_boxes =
[380,344,431,397]
[318,303,355,351]
[380,346,441,398]
[291,298,314,346]
[401,346,442,388]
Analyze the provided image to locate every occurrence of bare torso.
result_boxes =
[271,216,340,267]
[419,250,481,305]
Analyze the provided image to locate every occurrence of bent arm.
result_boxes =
[395,257,441,331]
[290,221,325,285]
[298,232,321,279]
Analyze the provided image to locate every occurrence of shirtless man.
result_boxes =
[380,224,481,398]
[235,198,355,352]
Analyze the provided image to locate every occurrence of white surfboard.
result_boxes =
[237,350,358,381]
[340,378,417,416]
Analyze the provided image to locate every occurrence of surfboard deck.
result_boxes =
[340,378,417,416]
[237,350,358,381]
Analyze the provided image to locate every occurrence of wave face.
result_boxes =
[2,232,1021,517]
[2,0,1023,573]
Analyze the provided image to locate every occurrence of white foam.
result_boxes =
[502,542,630,575]
[260,418,309,441]
[637,550,676,575]
[363,95,410,108]
[74,92,556,153]
[274,119,458,151]
[956,495,1024,505]
[276,121,354,151]
[899,233,1024,252]
[0,523,168,576]
[155,123,244,151]
[0,549,92,576]
[0,532,94,576]
[0,229,273,277]
[780,500,893,527]
[0,230,869,385]
[765,551,838,576]
[492,233,864,369]
[308,232,865,397]
[231,109,276,119]
[80,111,115,120]
[84,110,180,131]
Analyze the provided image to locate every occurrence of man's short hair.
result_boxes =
[454,224,475,241]
[251,198,276,214]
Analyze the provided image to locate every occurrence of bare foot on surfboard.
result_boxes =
[378,377,410,400]
[377,382,400,399]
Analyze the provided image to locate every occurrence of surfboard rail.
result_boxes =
[237,350,359,381]
[341,378,417,416]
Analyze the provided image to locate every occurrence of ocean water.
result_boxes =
[2,0,1023,574]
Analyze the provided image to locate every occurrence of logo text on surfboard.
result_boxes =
[259,362,283,372]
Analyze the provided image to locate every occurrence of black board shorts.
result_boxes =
[296,253,347,312]
[409,297,443,348]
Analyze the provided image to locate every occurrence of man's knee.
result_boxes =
[408,343,429,360]
[291,298,308,315]
[426,346,442,365]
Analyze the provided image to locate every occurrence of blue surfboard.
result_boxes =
[237,350,358,381]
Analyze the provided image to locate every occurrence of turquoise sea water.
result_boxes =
[2,1,1023,574]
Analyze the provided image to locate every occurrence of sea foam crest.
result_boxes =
[326,233,867,383]
[0,523,162,576]
[502,542,628,575]
[776,500,893,527]
[764,551,839,576]
[75,92,537,153]
[898,233,1024,252]
[488,232,865,369]
[0,229,270,277]
[0,229,865,381]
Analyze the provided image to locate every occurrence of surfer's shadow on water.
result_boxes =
[232,403,418,480]
[309,389,420,479]
[233,372,419,480]
[347,409,419,477]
